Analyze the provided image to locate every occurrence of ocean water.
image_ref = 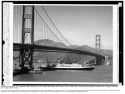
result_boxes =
[13,63,112,82]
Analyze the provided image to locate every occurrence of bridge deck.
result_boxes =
[13,43,105,59]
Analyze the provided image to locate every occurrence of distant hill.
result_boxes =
[69,45,81,49]
[34,39,68,64]
[74,45,113,57]
[34,39,67,48]
[13,39,113,65]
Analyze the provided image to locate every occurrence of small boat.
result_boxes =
[39,63,94,71]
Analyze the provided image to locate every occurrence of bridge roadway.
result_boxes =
[13,43,105,59]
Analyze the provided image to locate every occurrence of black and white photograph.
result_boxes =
[1,1,124,93]
[13,4,113,83]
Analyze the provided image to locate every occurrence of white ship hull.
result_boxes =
[39,63,94,71]
[39,66,94,71]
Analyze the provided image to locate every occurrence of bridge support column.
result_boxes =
[96,56,104,65]
[20,45,34,70]
[20,6,34,70]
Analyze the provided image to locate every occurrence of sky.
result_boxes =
[13,5,113,50]
[43,5,113,50]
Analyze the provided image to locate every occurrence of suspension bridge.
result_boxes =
[13,5,105,70]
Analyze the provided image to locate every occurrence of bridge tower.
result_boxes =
[95,35,102,64]
[95,35,101,49]
[20,6,34,70]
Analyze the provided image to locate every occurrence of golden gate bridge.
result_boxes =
[13,5,105,70]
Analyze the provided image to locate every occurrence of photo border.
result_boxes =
[1,1,123,87]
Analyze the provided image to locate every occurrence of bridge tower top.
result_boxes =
[95,35,101,49]
[22,6,34,45]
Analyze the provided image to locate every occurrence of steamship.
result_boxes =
[39,63,94,71]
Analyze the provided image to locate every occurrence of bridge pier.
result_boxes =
[20,45,34,70]
[96,56,105,65]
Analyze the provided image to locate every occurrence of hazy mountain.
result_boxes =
[34,39,67,48]
[68,45,81,49]
[34,39,55,45]
[13,39,113,65]
[74,45,113,57]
